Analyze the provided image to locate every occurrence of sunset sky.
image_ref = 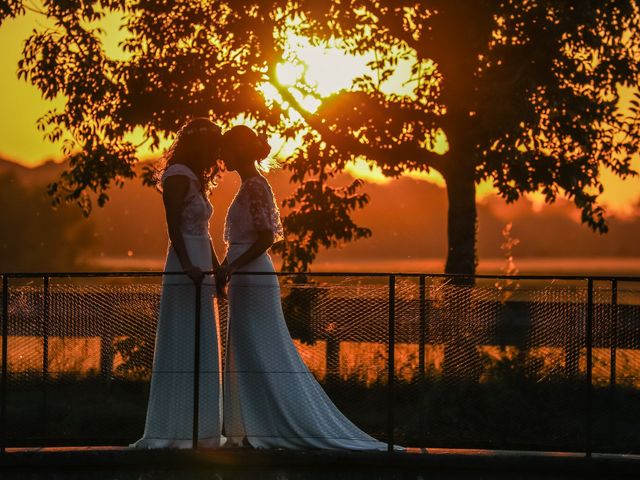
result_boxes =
[1,9,638,216]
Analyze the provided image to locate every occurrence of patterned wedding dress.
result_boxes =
[131,163,224,448]
[223,174,395,450]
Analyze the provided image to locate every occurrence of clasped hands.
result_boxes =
[183,264,236,299]
[214,263,236,299]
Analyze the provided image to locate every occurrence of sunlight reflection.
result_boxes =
[7,336,638,388]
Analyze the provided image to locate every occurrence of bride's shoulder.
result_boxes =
[243,175,272,192]
[161,163,198,184]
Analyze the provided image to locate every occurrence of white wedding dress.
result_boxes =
[223,175,393,450]
[131,163,224,449]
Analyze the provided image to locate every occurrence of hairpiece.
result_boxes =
[184,126,214,135]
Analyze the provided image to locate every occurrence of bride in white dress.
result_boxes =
[131,118,225,449]
[216,125,393,450]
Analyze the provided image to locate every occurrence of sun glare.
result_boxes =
[277,34,371,97]
[266,32,451,187]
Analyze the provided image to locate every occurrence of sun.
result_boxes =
[277,35,371,98]
[261,32,452,188]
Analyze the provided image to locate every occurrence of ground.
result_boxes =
[1,446,639,479]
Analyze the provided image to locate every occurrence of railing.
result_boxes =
[1,271,639,455]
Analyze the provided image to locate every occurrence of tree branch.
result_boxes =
[267,69,447,174]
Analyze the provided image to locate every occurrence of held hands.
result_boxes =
[185,264,232,299]
[184,264,231,299]
[214,264,235,299]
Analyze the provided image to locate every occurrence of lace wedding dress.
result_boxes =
[223,175,393,450]
[131,163,224,448]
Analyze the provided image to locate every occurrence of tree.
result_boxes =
[283,0,639,379]
[280,0,640,274]
[1,1,639,275]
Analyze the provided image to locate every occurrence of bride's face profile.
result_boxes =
[169,119,223,171]
[222,125,270,173]
[197,134,223,172]
[188,124,222,172]
[220,138,242,172]
[163,118,223,191]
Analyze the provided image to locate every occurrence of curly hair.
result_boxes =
[159,117,223,193]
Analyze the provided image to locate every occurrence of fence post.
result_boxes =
[1,275,8,454]
[387,274,395,453]
[418,275,427,446]
[192,277,203,450]
[609,278,618,448]
[419,275,426,381]
[585,278,594,457]
[42,275,49,446]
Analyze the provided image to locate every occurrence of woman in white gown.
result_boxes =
[131,118,225,449]
[216,125,393,450]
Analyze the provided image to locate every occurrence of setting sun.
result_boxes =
[259,30,640,212]
[264,32,453,188]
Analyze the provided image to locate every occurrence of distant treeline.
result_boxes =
[0,157,639,272]
[0,169,96,272]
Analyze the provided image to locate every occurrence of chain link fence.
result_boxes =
[1,273,639,453]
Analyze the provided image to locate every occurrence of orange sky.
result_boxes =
[0,9,638,216]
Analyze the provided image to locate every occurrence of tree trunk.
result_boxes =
[441,157,481,382]
[444,163,477,276]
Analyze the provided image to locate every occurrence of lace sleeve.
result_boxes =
[246,177,284,242]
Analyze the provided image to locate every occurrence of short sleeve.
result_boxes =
[245,177,284,242]
[160,163,199,188]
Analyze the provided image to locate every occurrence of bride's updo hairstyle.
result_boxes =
[222,125,273,172]
[162,117,223,192]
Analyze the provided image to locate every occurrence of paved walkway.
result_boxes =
[1,446,639,478]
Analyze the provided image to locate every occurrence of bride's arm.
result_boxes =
[163,176,203,283]
[217,178,281,283]
[225,230,274,273]
[214,231,272,290]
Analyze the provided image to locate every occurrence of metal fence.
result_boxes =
[1,271,639,455]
